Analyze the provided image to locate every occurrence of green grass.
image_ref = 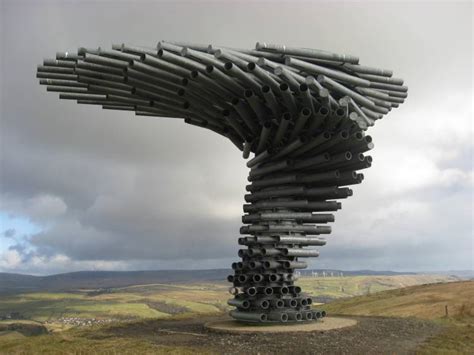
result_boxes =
[0,285,226,324]
[66,302,170,319]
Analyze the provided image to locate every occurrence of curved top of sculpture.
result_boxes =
[37,41,407,161]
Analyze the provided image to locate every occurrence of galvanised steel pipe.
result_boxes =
[38,41,407,324]
[256,42,359,64]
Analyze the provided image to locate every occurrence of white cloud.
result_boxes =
[0,250,22,269]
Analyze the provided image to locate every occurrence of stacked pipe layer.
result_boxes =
[37,41,407,324]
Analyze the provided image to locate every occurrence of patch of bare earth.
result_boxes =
[99,315,443,354]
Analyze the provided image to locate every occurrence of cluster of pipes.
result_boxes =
[37,41,407,324]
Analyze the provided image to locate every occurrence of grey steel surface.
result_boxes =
[37,40,407,324]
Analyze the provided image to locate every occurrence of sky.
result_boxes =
[0,0,472,275]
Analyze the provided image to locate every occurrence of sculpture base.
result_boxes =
[205,317,357,334]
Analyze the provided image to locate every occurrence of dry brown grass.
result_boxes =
[324,280,474,320]
[325,280,474,354]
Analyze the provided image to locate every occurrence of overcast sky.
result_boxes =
[0,0,472,275]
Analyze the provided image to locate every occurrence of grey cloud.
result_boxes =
[3,229,16,238]
[0,0,472,274]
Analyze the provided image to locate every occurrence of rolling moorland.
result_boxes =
[0,271,472,354]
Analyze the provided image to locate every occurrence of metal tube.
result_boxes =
[141,53,191,77]
[289,107,312,140]
[298,83,316,114]
[59,92,106,100]
[230,310,267,322]
[83,53,128,68]
[256,42,359,64]
[355,87,390,100]
[249,158,289,178]
[189,70,234,101]
[246,174,297,190]
[256,121,272,154]
[361,107,384,120]
[293,130,330,158]
[272,112,291,146]
[278,83,298,117]
[246,149,271,168]
[206,65,246,96]
[272,136,307,160]
[287,57,370,87]
[78,75,131,90]
[39,79,87,88]
[214,49,249,69]
[165,40,210,52]
[55,52,83,61]
[347,98,374,127]
[244,90,268,122]
[224,62,262,92]
[242,141,252,159]
[36,72,78,80]
[247,62,280,92]
[261,85,281,118]
[129,60,184,85]
[182,47,226,70]
[117,43,157,56]
[75,67,122,82]
[297,170,341,184]
[232,98,259,132]
[102,104,135,111]
[100,48,141,62]
[37,65,74,74]
[158,48,207,72]
[267,312,289,322]
[46,85,88,93]
[343,63,393,77]
[244,186,305,202]
[277,236,326,246]
[317,75,377,110]
[223,109,248,141]
[359,73,404,85]
[292,152,330,170]
[227,298,250,309]
[274,66,302,91]
[369,81,408,92]
[283,248,320,257]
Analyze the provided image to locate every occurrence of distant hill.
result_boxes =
[0,269,466,294]
[300,269,417,276]
[0,270,230,294]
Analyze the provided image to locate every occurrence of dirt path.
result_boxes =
[101,315,443,354]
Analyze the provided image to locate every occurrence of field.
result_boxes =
[0,282,229,331]
[0,274,469,354]
[324,281,474,354]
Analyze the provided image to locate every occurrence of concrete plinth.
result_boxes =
[205,317,357,334]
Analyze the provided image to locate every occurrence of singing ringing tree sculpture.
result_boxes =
[37,41,407,324]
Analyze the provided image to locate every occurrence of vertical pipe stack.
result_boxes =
[37,41,407,324]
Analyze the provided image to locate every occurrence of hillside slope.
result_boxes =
[324,281,474,353]
[324,280,474,320]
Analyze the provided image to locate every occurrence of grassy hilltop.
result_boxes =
[0,274,456,326]
[0,274,471,354]
[324,281,474,354]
